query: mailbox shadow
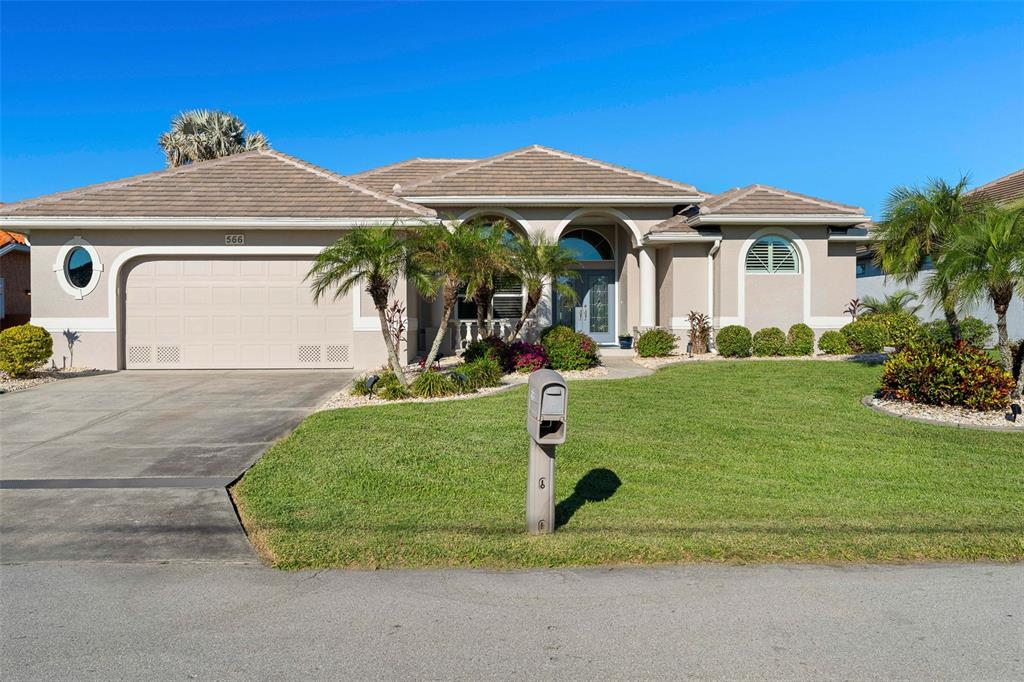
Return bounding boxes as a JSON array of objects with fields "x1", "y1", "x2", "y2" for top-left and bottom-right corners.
[{"x1": 555, "y1": 468, "x2": 622, "y2": 529}]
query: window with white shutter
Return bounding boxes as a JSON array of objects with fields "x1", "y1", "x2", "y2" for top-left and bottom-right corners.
[{"x1": 745, "y1": 236, "x2": 799, "y2": 274}]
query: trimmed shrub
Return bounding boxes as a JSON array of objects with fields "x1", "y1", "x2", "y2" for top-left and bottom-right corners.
[
  {"x1": 635, "y1": 328, "x2": 677, "y2": 358},
  {"x1": 542, "y1": 326, "x2": 600, "y2": 371},
  {"x1": 715, "y1": 325, "x2": 752, "y2": 358},
  {"x1": 375, "y1": 371, "x2": 411, "y2": 401},
  {"x1": 752, "y1": 327, "x2": 787, "y2": 357},
  {"x1": 786, "y1": 323, "x2": 815, "y2": 356},
  {"x1": 0, "y1": 324, "x2": 53, "y2": 378},
  {"x1": 818, "y1": 330, "x2": 850, "y2": 355},
  {"x1": 509, "y1": 341, "x2": 548, "y2": 373},
  {"x1": 463, "y1": 336, "x2": 512, "y2": 372},
  {"x1": 411, "y1": 368, "x2": 459, "y2": 398},
  {"x1": 841, "y1": 320, "x2": 886, "y2": 354},
  {"x1": 921, "y1": 317, "x2": 995, "y2": 348},
  {"x1": 461, "y1": 357, "x2": 504, "y2": 390},
  {"x1": 861, "y1": 311, "x2": 922, "y2": 350},
  {"x1": 880, "y1": 340, "x2": 1015, "y2": 411}
]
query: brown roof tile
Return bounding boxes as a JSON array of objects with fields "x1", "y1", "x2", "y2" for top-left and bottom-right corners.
[
  {"x1": 0, "y1": 229, "x2": 28, "y2": 247},
  {"x1": 701, "y1": 184, "x2": 863, "y2": 216},
  {"x1": 399, "y1": 145, "x2": 700, "y2": 198},
  {"x1": 0, "y1": 150, "x2": 435, "y2": 219},
  {"x1": 967, "y1": 168, "x2": 1024, "y2": 204},
  {"x1": 349, "y1": 158, "x2": 477, "y2": 194}
]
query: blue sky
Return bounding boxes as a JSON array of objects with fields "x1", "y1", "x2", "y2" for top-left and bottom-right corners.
[{"x1": 2, "y1": 1, "x2": 1022, "y2": 217}]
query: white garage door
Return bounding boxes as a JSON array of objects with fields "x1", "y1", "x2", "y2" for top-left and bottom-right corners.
[{"x1": 124, "y1": 258, "x2": 354, "y2": 369}]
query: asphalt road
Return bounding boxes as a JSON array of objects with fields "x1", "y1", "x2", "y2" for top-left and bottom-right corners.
[{"x1": 2, "y1": 562, "x2": 1020, "y2": 680}]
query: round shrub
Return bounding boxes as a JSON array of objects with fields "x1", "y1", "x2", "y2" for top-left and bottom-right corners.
[
  {"x1": 542, "y1": 326, "x2": 600, "y2": 371},
  {"x1": 921, "y1": 317, "x2": 995, "y2": 348},
  {"x1": 818, "y1": 330, "x2": 850, "y2": 355},
  {"x1": 841, "y1": 320, "x2": 886, "y2": 354},
  {"x1": 861, "y1": 311, "x2": 922, "y2": 350},
  {"x1": 0, "y1": 324, "x2": 53, "y2": 378},
  {"x1": 463, "y1": 336, "x2": 512, "y2": 372},
  {"x1": 786, "y1": 323, "x2": 815, "y2": 356},
  {"x1": 509, "y1": 341, "x2": 548, "y2": 373},
  {"x1": 411, "y1": 368, "x2": 459, "y2": 398},
  {"x1": 880, "y1": 340, "x2": 1015, "y2": 411},
  {"x1": 715, "y1": 325, "x2": 752, "y2": 358},
  {"x1": 752, "y1": 327, "x2": 787, "y2": 357},
  {"x1": 461, "y1": 357, "x2": 504, "y2": 389},
  {"x1": 635, "y1": 328, "x2": 677, "y2": 358}
]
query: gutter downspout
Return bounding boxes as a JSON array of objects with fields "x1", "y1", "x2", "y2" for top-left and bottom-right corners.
[{"x1": 707, "y1": 239, "x2": 721, "y2": 333}]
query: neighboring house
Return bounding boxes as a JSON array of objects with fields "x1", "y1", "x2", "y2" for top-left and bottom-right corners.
[
  {"x1": 856, "y1": 168, "x2": 1024, "y2": 341},
  {"x1": 0, "y1": 228, "x2": 31, "y2": 329},
  {"x1": 0, "y1": 145, "x2": 869, "y2": 371}
]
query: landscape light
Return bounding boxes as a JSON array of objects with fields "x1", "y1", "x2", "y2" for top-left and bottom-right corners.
[
  {"x1": 365, "y1": 375, "x2": 380, "y2": 395},
  {"x1": 1008, "y1": 404, "x2": 1021, "y2": 423}
]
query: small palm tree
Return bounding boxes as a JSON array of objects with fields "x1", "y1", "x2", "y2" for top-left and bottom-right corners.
[
  {"x1": 872, "y1": 176, "x2": 978, "y2": 341},
  {"x1": 934, "y1": 204, "x2": 1024, "y2": 395},
  {"x1": 307, "y1": 227, "x2": 424, "y2": 387},
  {"x1": 860, "y1": 290, "x2": 923, "y2": 316},
  {"x1": 506, "y1": 232, "x2": 579, "y2": 341},
  {"x1": 413, "y1": 218, "x2": 498, "y2": 369},
  {"x1": 465, "y1": 220, "x2": 514, "y2": 339},
  {"x1": 158, "y1": 110, "x2": 269, "y2": 167}
]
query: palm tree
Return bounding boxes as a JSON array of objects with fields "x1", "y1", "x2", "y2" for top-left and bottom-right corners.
[
  {"x1": 413, "y1": 218, "x2": 499, "y2": 369},
  {"x1": 306, "y1": 227, "x2": 424, "y2": 387},
  {"x1": 860, "y1": 290, "x2": 923, "y2": 316},
  {"x1": 158, "y1": 110, "x2": 269, "y2": 167},
  {"x1": 872, "y1": 176, "x2": 978, "y2": 341},
  {"x1": 934, "y1": 204, "x2": 1024, "y2": 395},
  {"x1": 465, "y1": 219, "x2": 514, "y2": 339},
  {"x1": 505, "y1": 232, "x2": 579, "y2": 341}
]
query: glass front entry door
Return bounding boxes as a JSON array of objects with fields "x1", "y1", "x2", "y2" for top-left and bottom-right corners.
[{"x1": 555, "y1": 270, "x2": 615, "y2": 344}]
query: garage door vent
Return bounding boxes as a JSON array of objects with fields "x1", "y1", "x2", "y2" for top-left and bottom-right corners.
[
  {"x1": 325, "y1": 345, "x2": 350, "y2": 364},
  {"x1": 128, "y1": 345, "x2": 152, "y2": 365},
  {"x1": 156, "y1": 345, "x2": 181, "y2": 364},
  {"x1": 298, "y1": 345, "x2": 322, "y2": 363}
]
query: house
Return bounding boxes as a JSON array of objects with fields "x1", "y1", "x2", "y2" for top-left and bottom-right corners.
[
  {"x1": 0, "y1": 228, "x2": 31, "y2": 329},
  {"x1": 0, "y1": 145, "x2": 870, "y2": 370},
  {"x1": 856, "y1": 168, "x2": 1024, "y2": 340}
]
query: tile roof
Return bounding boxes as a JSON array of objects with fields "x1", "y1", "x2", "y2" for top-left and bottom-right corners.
[
  {"x1": 0, "y1": 229, "x2": 29, "y2": 247},
  {"x1": 398, "y1": 145, "x2": 701, "y2": 198},
  {"x1": 966, "y1": 168, "x2": 1024, "y2": 204},
  {"x1": 700, "y1": 184, "x2": 863, "y2": 216},
  {"x1": 0, "y1": 150, "x2": 435, "y2": 219},
  {"x1": 349, "y1": 158, "x2": 477, "y2": 194}
]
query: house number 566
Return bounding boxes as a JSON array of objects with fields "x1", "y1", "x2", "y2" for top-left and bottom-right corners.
[{"x1": 225, "y1": 234, "x2": 245, "y2": 246}]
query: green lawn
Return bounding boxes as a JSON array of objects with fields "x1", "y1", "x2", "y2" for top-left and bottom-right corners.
[{"x1": 233, "y1": 361, "x2": 1023, "y2": 569}]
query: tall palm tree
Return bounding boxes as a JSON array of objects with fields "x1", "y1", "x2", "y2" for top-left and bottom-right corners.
[
  {"x1": 158, "y1": 110, "x2": 269, "y2": 167},
  {"x1": 306, "y1": 227, "x2": 425, "y2": 387},
  {"x1": 872, "y1": 176, "x2": 977, "y2": 341},
  {"x1": 860, "y1": 290, "x2": 923, "y2": 316},
  {"x1": 413, "y1": 218, "x2": 498, "y2": 369},
  {"x1": 505, "y1": 232, "x2": 579, "y2": 341},
  {"x1": 934, "y1": 204, "x2": 1024, "y2": 395}
]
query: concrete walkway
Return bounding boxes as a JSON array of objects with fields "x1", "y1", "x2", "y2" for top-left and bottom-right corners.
[
  {"x1": 0, "y1": 370, "x2": 351, "y2": 563},
  {"x1": 2, "y1": 561, "x2": 1020, "y2": 680}
]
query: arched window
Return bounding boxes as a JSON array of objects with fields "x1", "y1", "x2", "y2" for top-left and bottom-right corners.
[
  {"x1": 745, "y1": 235, "x2": 799, "y2": 274},
  {"x1": 559, "y1": 229, "x2": 613, "y2": 261}
]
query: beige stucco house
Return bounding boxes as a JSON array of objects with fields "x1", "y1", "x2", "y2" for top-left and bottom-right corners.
[{"x1": 0, "y1": 145, "x2": 870, "y2": 370}]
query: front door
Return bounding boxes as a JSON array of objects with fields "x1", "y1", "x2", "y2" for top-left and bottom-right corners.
[{"x1": 556, "y1": 270, "x2": 615, "y2": 344}]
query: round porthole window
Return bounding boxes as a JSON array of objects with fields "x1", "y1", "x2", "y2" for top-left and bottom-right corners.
[{"x1": 65, "y1": 247, "x2": 94, "y2": 288}]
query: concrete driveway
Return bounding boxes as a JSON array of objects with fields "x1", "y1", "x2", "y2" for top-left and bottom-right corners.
[{"x1": 0, "y1": 370, "x2": 351, "y2": 563}]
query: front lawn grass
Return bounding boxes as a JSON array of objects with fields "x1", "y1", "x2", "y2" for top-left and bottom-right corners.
[{"x1": 234, "y1": 361, "x2": 1023, "y2": 569}]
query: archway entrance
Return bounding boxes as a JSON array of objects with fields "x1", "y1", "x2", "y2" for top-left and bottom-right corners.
[{"x1": 555, "y1": 228, "x2": 616, "y2": 345}]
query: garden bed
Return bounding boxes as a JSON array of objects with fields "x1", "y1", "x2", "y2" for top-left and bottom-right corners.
[
  {"x1": 0, "y1": 367, "x2": 104, "y2": 394},
  {"x1": 865, "y1": 395, "x2": 1023, "y2": 431}
]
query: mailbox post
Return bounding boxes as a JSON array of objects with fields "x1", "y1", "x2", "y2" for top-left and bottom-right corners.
[{"x1": 526, "y1": 370, "x2": 567, "y2": 534}]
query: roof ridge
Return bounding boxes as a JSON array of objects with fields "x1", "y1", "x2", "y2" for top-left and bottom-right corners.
[
  {"x1": 968, "y1": 167, "x2": 1024, "y2": 195},
  {"x1": 264, "y1": 150, "x2": 436, "y2": 218},
  {"x1": 0, "y1": 151, "x2": 264, "y2": 214},
  {"x1": 528, "y1": 145, "x2": 700, "y2": 193},
  {"x1": 749, "y1": 184, "x2": 863, "y2": 213},
  {"x1": 397, "y1": 145, "x2": 540, "y2": 193},
  {"x1": 349, "y1": 157, "x2": 478, "y2": 179},
  {"x1": 704, "y1": 183, "x2": 862, "y2": 214},
  {"x1": 701, "y1": 185, "x2": 755, "y2": 212}
]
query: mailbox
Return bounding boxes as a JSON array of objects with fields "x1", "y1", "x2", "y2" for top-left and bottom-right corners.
[{"x1": 527, "y1": 369, "x2": 568, "y2": 445}]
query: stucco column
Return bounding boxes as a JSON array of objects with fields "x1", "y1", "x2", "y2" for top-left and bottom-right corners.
[{"x1": 639, "y1": 246, "x2": 656, "y2": 328}]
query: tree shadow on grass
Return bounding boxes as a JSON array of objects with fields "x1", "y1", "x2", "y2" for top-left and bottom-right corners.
[{"x1": 555, "y1": 467, "x2": 622, "y2": 529}]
